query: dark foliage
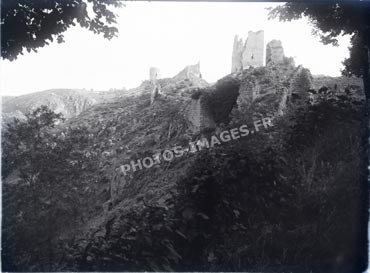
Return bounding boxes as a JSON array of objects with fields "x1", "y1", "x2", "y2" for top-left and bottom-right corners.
[
  {"x1": 170, "y1": 93, "x2": 365, "y2": 272},
  {"x1": 1, "y1": 0, "x2": 122, "y2": 60},
  {"x1": 268, "y1": 2, "x2": 370, "y2": 99},
  {"x1": 57, "y1": 93, "x2": 366, "y2": 272},
  {"x1": 342, "y1": 33, "x2": 369, "y2": 78},
  {"x1": 2, "y1": 106, "x2": 101, "y2": 271}
]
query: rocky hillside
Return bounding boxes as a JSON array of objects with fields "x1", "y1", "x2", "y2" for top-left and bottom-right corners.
[
  {"x1": 2, "y1": 62, "x2": 366, "y2": 272},
  {"x1": 69, "y1": 63, "x2": 361, "y2": 270},
  {"x1": 61, "y1": 61, "x2": 315, "y2": 205}
]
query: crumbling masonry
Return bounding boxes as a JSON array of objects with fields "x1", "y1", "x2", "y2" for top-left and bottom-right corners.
[
  {"x1": 231, "y1": 30, "x2": 264, "y2": 72},
  {"x1": 232, "y1": 31, "x2": 295, "y2": 72}
]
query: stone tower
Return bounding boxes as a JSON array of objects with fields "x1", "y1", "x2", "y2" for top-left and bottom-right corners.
[
  {"x1": 242, "y1": 30, "x2": 264, "y2": 68},
  {"x1": 266, "y1": 40, "x2": 285, "y2": 65},
  {"x1": 231, "y1": 30, "x2": 264, "y2": 73},
  {"x1": 150, "y1": 67, "x2": 160, "y2": 81},
  {"x1": 231, "y1": 35, "x2": 244, "y2": 73}
]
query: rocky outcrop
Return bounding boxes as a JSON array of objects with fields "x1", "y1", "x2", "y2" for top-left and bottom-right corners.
[
  {"x1": 232, "y1": 62, "x2": 313, "y2": 121},
  {"x1": 231, "y1": 30, "x2": 264, "y2": 73}
]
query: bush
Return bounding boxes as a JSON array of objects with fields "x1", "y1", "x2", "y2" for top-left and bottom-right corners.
[{"x1": 2, "y1": 106, "x2": 101, "y2": 271}]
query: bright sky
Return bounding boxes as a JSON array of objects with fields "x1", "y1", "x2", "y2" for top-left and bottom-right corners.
[{"x1": 1, "y1": 1, "x2": 351, "y2": 96}]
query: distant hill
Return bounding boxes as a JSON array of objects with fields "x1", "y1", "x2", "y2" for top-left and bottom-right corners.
[{"x1": 1, "y1": 88, "x2": 127, "y2": 123}]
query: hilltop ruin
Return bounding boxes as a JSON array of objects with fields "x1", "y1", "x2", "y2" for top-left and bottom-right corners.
[
  {"x1": 232, "y1": 30, "x2": 264, "y2": 72},
  {"x1": 265, "y1": 40, "x2": 285, "y2": 65},
  {"x1": 231, "y1": 31, "x2": 295, "y2": 72}
]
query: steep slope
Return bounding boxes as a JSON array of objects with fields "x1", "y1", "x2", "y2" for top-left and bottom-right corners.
[
  {"x1": 62, "y1": 63, "x2": 364, "y2": 272},
  {"x1": 2, "y1": 63, "x2": 365, "y2": 272},
  {"x1": 57, "y1": 64, "x2": 309, "y2": 266},
  {"x1": 55, "y1": 74, "x2": 209, "y2": 237}
]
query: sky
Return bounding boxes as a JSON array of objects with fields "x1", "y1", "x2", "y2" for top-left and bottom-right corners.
[{"x1": 1, "y1": 1, "x2": 351, "y2": 96}]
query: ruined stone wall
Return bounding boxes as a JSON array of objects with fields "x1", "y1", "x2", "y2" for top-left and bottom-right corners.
[
  {"x1": 231, "y1": 30, "x2": 264, "y2": 73},
  {"x1": 231, "y1": 35, "x2": 244, "y2": 73},
  {"x1": 187, "y1": 97, "x2": 202, "y2": 131},
  {"x1": 236, "y1": 79, "x2": 257, "y2": 107},
  {"x1": 150, "y1": 67, "x2": 160, "y2": 81},
  {"x1": 242, "y1": 30, "x2": 264, "y2": 69},
  {"x1": 187, "y1": 93, "x2": 215, "y2": 133},
  {"x1": 175, "y1": 62, "x2": 201, "y2": 79},
  {"x1": 266, "y1": 40, "x2": 285, "y2": 65}
]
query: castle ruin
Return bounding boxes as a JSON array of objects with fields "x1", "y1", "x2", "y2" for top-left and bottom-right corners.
[
  {"x1": 266, "y1": 40, "x2": 285, "y2": 65},
  {"x1": 231, "y1": 30, "x2": 264, "y2": 73},
  {"x1": 231, "y1": 35, "x2": 244, "y2": 72},
  {"x1": 150, "y1": 67, "x2": 160, "y2": 82},
  {"x1": 242, "y1": 30, "x2": 264, "y2": 68},
  {"x1": 232, "y1": 31, "x2": 296, "y2": 72}
]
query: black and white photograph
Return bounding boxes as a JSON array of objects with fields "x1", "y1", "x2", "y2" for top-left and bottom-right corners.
[{"x1": 1, "y1": 1, "x2": 369, "y2": 272}]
